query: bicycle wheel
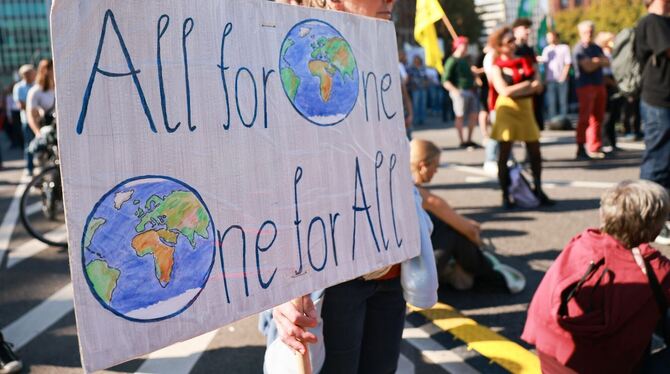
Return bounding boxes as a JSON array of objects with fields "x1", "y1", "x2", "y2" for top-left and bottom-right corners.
[{"x1": 20, "y1": 165, "x2": 68, "y2": 248}]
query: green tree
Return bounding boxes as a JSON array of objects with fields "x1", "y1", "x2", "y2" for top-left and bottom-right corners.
[
  {"x1": 553, "y1": 0, "x2": 646, "y2": 47},
  {"x1": 438, "y1": 0, "x2": 482, "y2": 43},
  {"x1": 393, "y1": 0, "x2": 482, "y2": 48}
]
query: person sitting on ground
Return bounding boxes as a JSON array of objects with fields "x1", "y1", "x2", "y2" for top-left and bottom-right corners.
[
  {"x1": 410, "y1": 138, "x2": 525, "y2": 293},
  {"x1": 522, "y1": 180, "x2": 670, "y2": 373}
]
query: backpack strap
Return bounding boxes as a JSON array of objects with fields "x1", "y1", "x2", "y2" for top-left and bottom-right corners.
[
  {"x1": 642, "y1": 256, "x2": 669, "y2": 345},
  {"x1": 635, "y1": 248, "x2": 670, "y2": 345},
  {"x1": 559, "y1": 258, "x2": 605, "y2": 317}
]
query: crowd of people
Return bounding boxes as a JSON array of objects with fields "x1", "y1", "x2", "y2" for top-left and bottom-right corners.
[
  {"x1": 0, "y1": 59, "x2": 55, "y2": 175},
  {"x1": 401, "y1": 15, "x2": 650, "y2": 159}
]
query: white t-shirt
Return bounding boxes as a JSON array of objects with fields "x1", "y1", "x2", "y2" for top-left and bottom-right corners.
[
  {"x1": 398, "y1": 63, "x2": 408, "y2": 84},
  {"x1": 26, "y1": 86, "x2": 55, "y2": 118},
  {"x1": 483, "y1": 51, "x2": 495, "y2": 78}
]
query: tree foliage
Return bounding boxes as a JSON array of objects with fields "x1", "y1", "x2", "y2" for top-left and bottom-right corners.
[
  {"x1": 553, "y1": 0, "x2": 646, "y2": 46},
  {"x1": 438, "y1": 0, "x2": 482, "y2": 43}
]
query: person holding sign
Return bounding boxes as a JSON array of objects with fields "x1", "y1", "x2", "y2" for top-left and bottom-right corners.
[{"x1": 270, "y1": 0, "x2": 436, "y2": 373}]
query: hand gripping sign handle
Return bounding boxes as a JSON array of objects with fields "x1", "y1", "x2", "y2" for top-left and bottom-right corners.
[{"x1": 292, "y1": 297, "x2": 312, "y2": 374}]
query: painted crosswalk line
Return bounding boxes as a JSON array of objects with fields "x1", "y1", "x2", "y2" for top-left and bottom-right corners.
[
  {"x1": 452, "y1": 164, "x2": 616, "y2": 190},
  {"x1": 134, "y1": 329, "x2": 220, "y2": 374},
  {"x1": 0, "y1": 177, "x2": 29, "y2": 264},
  {"x1": 410, "y1": 303, "x2": 541, "y2": 374},
  {"x1": 6, "y1": 225, "x2": 67, "y2": 269},
  {"x1": 403, "y1": 322, "x2": 479, "y2": 374},
  {"x1": 397, "y1": 352, "x2": 415, "y2": 374},
  {"x1": 1, "y1": 283, "x2": 74, "y2": 350}
]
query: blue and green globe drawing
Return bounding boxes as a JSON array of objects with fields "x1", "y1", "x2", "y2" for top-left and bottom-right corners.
[
  {"x1": 279, "y1": 19, "x2": 359, "y2": 126},
  {"x1": 81, "y1": 176, "x2": 216, "y2": 322}
]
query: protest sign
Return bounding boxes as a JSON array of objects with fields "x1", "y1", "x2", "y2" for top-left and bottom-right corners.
[{"x1": 51, "y1": 0, "x2": 421, "y2": 371}]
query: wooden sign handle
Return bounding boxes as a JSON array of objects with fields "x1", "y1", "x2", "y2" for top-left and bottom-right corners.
[{"x1": 292, "y1": 297, "x2": 312, "y2": 374}]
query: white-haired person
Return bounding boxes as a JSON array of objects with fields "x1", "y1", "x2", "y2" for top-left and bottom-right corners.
[
  {"x1": 572, "y1": 20, "x2": 608, "y2": 159},
  {"x1": 523, "y1": 180, "x2": 670, "y2": 373}
]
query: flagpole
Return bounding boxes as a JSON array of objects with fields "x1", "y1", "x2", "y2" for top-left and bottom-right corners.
[{"x1": 440, "y1": 14, "x2": 458, "y2": 40}]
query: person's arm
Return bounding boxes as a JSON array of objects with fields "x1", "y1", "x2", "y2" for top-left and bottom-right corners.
[
  {"x1": 532, "y1": 70, "x2": 544, "y2": 94},
  {"x1": 402, "y1": 82, "x2": 413, "y2": 129},
  {"x1": 578, "y1": 56, "x2": 609, "y2": 73},
  {"x1": 418, "y1": 187, "x2": 481, "y2": 245},
  {"x1": 272, "y1": 295, "x2": 318, "y2": 354},
  {"x1": 489, "y1": 66, "x2": 535, "y2": 98},
  {"x1": 471, "y1": 66, "x2": 485, "y2": 87},
  {"x1": 471, "y1": 66, "x2": 485, "y2": 75},
  {"x1": 26, "y1": 90, "x2": 41, "y2": 136},
  {"x1": 442, "y1": 80, "x2": 459, "y2": 93},
  {"x1": 12, "y1": 85, "x2": 26, "y2": 111},
  {"x1": 441, "y1": 59, "x2": 459, "y2": 93},
  {"x1": 559, "y1": 62, "x2": 571, "y2": 83}
]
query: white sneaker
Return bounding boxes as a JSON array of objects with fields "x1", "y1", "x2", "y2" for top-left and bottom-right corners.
[
  {"x1": 655, "y1": 222, "x2": 670, "y2": 245},
  {"x1": 481, "y1": 251, "x2": 526, "y2": 294},
  {"x1": 482, "y1": 161, "x2": 498, "y2": 176}
]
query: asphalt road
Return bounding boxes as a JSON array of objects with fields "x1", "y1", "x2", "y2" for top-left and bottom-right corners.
[{"x1": 1, "y1": 116, "x2": 664, "y2": 373}]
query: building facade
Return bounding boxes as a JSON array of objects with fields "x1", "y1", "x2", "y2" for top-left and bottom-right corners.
[
  {"x1": 0, "y1": 0, "x2": 52, "y2": 87},
  {"x1": 474, "y1": 0, "x2": 507, "y2": 43}
]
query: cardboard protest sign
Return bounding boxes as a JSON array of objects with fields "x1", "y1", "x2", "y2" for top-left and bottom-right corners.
[{"x1": 51, "y1": 0, "x2": 420, "y2": 371}]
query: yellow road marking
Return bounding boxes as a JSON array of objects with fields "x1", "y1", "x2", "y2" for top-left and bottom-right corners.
[{"x1": 409, "y1": 302, "x2": 541, "y2": 374}]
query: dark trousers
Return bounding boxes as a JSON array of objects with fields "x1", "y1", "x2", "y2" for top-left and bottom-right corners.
[
  {"x1": 22, "y1": 122, "x2": 35, "y2": 173},
  {"x1": 428, "y1": 213, "x2": 495, "y2": 281},
  {"x1": 6, "y1": 110, "x2": 24, "y2": 148},
  {"x1": 640, "y1": 100, "x2": 670, "y2": 190},
  {"x1": 604, "y1": 93, "x2": 622, "y2": 148},
  {"x1": 442, "y1": 87, "x2": 454, "y2": 123},
  {"x1": 622, "y1": 95, "x2": 642, "y2": 136},
  {"x1": 321, "y1": 277, "x2": 406, "y2": 374},
  {"x1": 534, "y1": 93, "x2": 545, "y2": 131}
]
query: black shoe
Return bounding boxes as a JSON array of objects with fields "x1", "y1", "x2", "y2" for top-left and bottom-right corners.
[
  {"x1": 0, "y1": 339, "x2": 22, "y2": 374},
  {"x1": 535, "y1": 189, "x2": 555, "y2": 206},
  {"x1": 502, "y1": 196, "x2": 516, "y2": 210},
  {"x1": 575, "y1": 145, "x2": 589, "y2": 160},
  {"x1": 459, "y1": 142, "x2": 468, "y2": 149}
]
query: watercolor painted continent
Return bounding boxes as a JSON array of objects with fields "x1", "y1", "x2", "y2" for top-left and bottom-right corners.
[
  {"x1": 279, "y1": 20, "x2": 359, "y2": 126},
  {"x1": 82, "y1": 177, "x2": 215, "y2": 321}
]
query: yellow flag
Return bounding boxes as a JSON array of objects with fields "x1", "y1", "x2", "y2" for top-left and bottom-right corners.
[{"x1": 414, "y1": 0, "x2": 445, "y2": 75}]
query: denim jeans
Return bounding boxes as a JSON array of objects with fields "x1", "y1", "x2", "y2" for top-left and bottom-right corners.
[
  {"x1": 429, "y1": 85, "x2": 443, "y2": 112},
  {"x1": 22, "y1": 122, "x2": 35, "y2": 174},
  {"x1": 321, "y1": 277, "x2": 406, "y2": 374},
  {"x1": 485, "y1": 138, "x2": 499, "y2": 163},
  {"x1": 412, "y1": 89, "x2": 427, "y2": 126},
  {"x1": 545, "y1": 80, "x2": 569, "y2": 120},
  {"x1": 640, "y1": 100, "x2": 670, "y2": 190}
]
